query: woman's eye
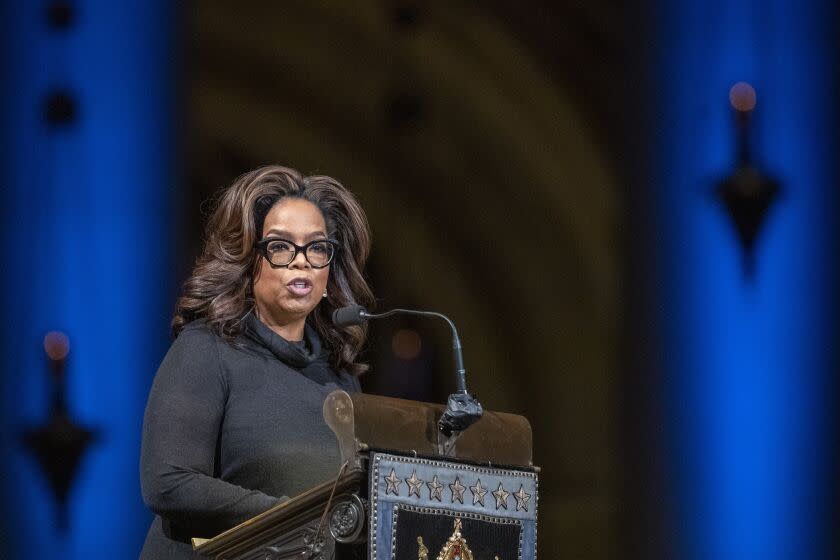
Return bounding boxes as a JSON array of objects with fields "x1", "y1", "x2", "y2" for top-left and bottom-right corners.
[
  {"x1": 309, "y1": 242, "x2": 328, "y2": 255},
  {"x1": 267, "y1": 241, "x2": 293, "y2": 253}
]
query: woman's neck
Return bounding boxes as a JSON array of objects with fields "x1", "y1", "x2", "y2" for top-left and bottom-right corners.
[{"x1": 254, "y1": 307, "x2": 306, "y2": 341}]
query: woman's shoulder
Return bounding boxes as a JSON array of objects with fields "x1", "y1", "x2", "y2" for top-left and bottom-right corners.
[
  {"x1": 173, "y1": 319, "x2": 261, "y2": 364},
  {"x1": 166, "y1": 319, "x2": 227, "y2": 360},
  {"x1": 178, "y1": 318, "x2": 215, "y2": 336}
]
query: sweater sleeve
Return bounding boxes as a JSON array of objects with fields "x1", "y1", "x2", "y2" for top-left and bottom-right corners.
[{"x1": 140, "y1": 327, "x2": 284, "y2": 537}]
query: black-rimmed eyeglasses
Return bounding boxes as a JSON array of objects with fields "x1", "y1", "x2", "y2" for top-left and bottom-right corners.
[{"x1": 254, "y1": 238, "x2": 338, "y2": 268}]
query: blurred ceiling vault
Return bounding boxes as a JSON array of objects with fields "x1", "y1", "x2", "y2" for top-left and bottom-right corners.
[{"x1": 185, "y1": 2, "x2": 629, "y2": 557}]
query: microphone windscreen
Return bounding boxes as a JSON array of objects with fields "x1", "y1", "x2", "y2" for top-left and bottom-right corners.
[{"x1": 332, "y1": 304, "x2": 368, "y2": 327}]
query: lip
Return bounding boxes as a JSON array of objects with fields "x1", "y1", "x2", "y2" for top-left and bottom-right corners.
[{"x1": 286, "y1": 277, "x2": 314, "y2": 297}]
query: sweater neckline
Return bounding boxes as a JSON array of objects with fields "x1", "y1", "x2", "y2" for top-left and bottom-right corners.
[{"x1": 243, "y1": 312, "x2": 323, "y2": 368}]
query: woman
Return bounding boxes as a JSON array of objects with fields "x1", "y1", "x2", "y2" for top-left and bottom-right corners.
[{"x1": 139, "y1": 165, "x2": 374, "y2": 558}]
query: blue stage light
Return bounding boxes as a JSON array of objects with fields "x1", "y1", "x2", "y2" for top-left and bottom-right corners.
[
  {"x1": 653, "y1": 2, "x2": 837, "y2": 559},
  {"x1": 0, "y1": 2, "x2": 176, "y2": 557}
]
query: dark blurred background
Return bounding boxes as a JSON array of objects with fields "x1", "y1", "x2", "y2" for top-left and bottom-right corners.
[{"x1": 1, "y1": 1, "x2": 838, "y2": 559}]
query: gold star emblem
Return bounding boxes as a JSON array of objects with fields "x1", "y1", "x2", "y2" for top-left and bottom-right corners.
[
  {"x1": 449, "y1": 476, "x2": 466, "y2": 504},
  {"x1": 469, "y1": 478, "x2": 487, "y2": 506},
  {"x1": 405, "y1": 470, "x2": 424, "y2": 498},
  {"x1": 513, "y1": 484, "x2": 531, "y2": 511},
  {"x1": 492, "y1": 482, "x2": 509, "y2": 510},
  {"x1": 427, "y1": 475, "x2": 444, "y2": 501},
  {"x1": 384, "y1": 468, "x2": 401, "y2": 495}
]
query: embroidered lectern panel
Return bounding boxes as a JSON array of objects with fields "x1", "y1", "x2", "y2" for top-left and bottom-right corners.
[{"x1": 369, "y1": 452, "x2": 538, "y2": 560}]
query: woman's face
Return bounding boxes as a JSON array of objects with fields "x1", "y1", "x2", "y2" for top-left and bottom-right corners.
[{"x1": 252, "y1": 197, "x2": 331, "y2": 339}]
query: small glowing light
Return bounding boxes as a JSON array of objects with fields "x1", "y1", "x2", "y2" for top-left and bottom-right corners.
[
  {"x1": 43, "y1": 331, "x2": 70, "y2": 361},
  {"x1": 391, "y1": 329, "x2": 422, "y2": 361},
  {"x1": 729, "y1": 81, "x2": 756, "y2": 112}
]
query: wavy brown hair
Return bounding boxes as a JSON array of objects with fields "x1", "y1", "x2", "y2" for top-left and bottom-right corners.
[{"x1": 173, "y1": 165, "x2": 375, "y2": 375}]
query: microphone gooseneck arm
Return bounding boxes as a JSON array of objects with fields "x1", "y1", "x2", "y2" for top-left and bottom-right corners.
[
  {"x1": 362, "y1": 309, "x2": 467, "y2": 394},
  {"x1": 333, "y1": 304, "x2": 483, "y2": 437}
]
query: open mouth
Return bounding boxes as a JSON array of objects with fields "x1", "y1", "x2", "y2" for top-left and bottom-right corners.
[{"x1": 286, "y1": 277, "x2": 313, "y2": 297}]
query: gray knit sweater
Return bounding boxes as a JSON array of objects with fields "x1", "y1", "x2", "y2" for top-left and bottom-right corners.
[{"x1": 139, "y1": 314, "x2": 359, "y2": 559}]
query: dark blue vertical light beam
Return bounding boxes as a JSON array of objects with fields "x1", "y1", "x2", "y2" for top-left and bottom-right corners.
[
  {"x1": 653, "y1": 2, "x2": 837, "y2": 559},
  {"x1": 0, "y1": 1, "x2": 175, "y2": 557}
]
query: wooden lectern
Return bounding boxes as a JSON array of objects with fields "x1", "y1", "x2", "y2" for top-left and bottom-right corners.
[{"x1": 192, "y1": 391, "x2": 538, "y2": 560}]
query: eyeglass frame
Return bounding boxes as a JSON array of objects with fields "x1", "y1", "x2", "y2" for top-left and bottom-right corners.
[{"x1": 253, "y1": 237, "x2": 339, "y2": 269}]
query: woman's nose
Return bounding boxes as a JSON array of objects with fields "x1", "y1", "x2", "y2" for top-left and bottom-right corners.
[{"x1": 288, "y1": 249, "x2": 310, "y2": 268}]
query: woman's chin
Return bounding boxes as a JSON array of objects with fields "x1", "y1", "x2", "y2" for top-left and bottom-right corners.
[{"x1": 273, "y1": 298, "x2": 319, "y2": 320}]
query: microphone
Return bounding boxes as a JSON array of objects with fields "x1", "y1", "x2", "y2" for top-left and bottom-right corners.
[
  {"x1": 333, "y1": 304, "x2": 483, "y2": 436},
  {"x1": 332, "y1": 304, "x2": 370, "y2": 328}
]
